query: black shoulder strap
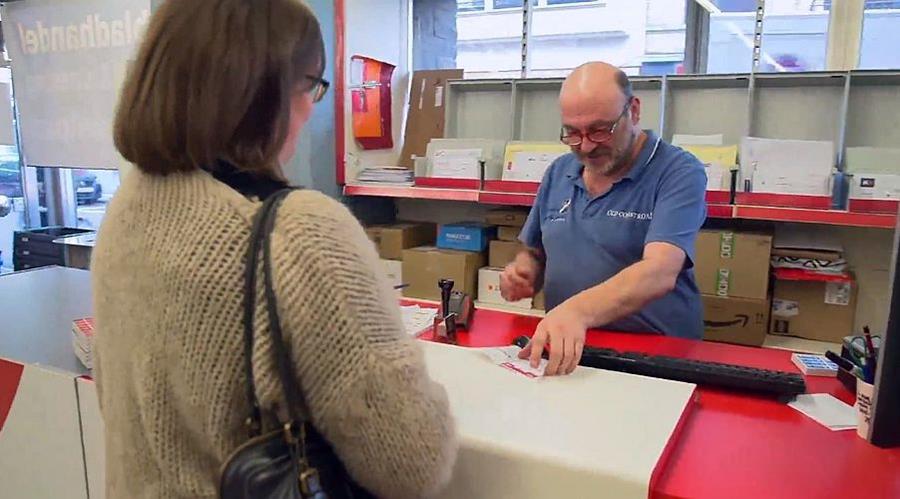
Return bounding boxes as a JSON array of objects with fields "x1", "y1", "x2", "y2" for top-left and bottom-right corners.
[{"x1": 242, "y1": 188, "x2": 308, "y2": 433}]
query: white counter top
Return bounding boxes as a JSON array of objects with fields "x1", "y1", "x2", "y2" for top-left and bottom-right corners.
[{"x1": 0, "y1": 267, "x2": 91, "y2": 376}]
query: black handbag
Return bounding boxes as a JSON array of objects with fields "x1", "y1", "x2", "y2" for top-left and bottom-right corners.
[{"x1": 219, "y1": 189, "x2": 373, "y2": 499}]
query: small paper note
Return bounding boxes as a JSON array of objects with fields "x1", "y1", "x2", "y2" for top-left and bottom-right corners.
[
  {"x1": 788, "y1": 393, "x2": 857, "y2": 431},
  {"x1": 480, "y1": 346, "x2": 547, "y2": 378}
]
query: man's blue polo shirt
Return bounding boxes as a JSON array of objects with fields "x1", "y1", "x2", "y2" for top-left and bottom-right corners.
[{"x1": 519, "y1": 131, "x2": 707, "y2": 339}]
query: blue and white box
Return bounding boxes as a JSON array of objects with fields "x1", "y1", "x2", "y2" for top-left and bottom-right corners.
[{"x1": 437, "y1": 222, "x2": 497, "y2": 252}]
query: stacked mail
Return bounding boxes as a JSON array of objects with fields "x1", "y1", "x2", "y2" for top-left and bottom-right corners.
[{"x1": 72, "y1": 317, "x2": 95, "y2": 370}]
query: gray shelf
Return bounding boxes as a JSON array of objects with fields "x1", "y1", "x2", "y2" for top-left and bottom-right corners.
[
  {"x1": 665, "y1": 74, "x2": 750, "y2": 145},
  {"x1": 439, "y1": 70, "x2": 900, "y2": 172}
]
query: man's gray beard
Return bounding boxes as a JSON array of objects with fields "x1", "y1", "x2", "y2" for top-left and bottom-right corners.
[{"x1": 588, "y1": 132, "x2": 637, "y2": 177}]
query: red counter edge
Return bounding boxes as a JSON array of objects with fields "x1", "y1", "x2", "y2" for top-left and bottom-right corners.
[
  {"x1": 0, "y1": 358, "x2": 25, "y2": 432},
  {"x1": 647, "y1": 390, "x2": 700, "y2": 499}
]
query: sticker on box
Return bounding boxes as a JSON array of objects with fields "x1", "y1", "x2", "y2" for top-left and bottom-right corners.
[
  {"x1": 772, "y1": 299, "x2": 799, "y2": 318},
  {"x1": 719, "y1": 232, "x2": 734, "y2": 259},
  {"x1": 715, "y1": 268, "x2": 731, "y2": 297},
  {"x1": 825, "y1": 282, "x2": 851, "y2": 306}
]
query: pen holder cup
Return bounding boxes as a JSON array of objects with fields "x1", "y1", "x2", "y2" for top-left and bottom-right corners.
[
  {"x1": 837, "y1": 365, "x2": 858, "y2": 395},
  {"x1": 855, "y1": 378, "x2": 875, "y2": 441}
]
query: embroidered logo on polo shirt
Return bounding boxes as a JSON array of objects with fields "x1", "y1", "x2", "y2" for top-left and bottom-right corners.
[{"x1": 606, "y1": 210, "x2": 653, "y2": 221}]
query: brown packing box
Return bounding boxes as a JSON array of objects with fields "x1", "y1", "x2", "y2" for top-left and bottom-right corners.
[
  {"x1": 533, "y1": 290, "x2": 546, "y2": 311},
  {"x1": 695, "y1": 230, "x2": 772, "y2": 300},
  {"x1": 485, "y1": 209, "x2": 529, "y2": 227},
  {"x1": 489, "y1": 240, "x2": 524, "y2": 268},
  {"x1": 770, "y1": 276, "x2": 858, "y2": 344},
  {"x1": 401, "y1": 246, "x2": 486, "y2": 301},
  {"x1": 497, "y1": 225, "x2": 520, "y2": 242},
  {"x1": 399, "y1": 69, "x2": 464, "y2": 169},
  {"x1": 366, "y1": 222, "x2": 436, "y2": 260},
  {"x1": 702, "y1": 294, "x2": 770, "y2": 347}
]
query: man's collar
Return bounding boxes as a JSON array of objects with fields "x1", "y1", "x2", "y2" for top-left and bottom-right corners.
[
  {"x1": 624, "y1": 130, "x2": 659, "y2": 182},
  {"x1": 564, "y1": 129, "x2": 659, "y2": 187}
]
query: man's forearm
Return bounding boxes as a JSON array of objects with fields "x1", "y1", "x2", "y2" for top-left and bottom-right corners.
[{"x1": 563, "y1": 258, "x2": 677, "y2": 328}]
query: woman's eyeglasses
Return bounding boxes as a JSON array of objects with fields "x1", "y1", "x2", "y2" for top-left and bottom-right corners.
[
  {"x1": 305, "y1": 75, "x2": 330, "y2": 103},
  {"x1": 560, "y1": 98, "x2": 632, "y2": 146}
]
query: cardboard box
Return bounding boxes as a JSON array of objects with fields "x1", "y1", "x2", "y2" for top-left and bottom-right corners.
[
  {"x1": 702, "y1": 294, "x2": 769, "y2": 347},
  {"x1": 485, "y1": 209, "x2": 529, "y2": 227},
  {"x1": 498, "y1": 225, "x2": 521, "y2": 242},
  {"x1": 770, "y1": 277, "x2": 858, "y2": 344},
  {"x1": 399, "y1": 69, "x2": 464, "y2": 169},
  {"x1": 478, "y1": 267, "x2": 532, "y2": 310},
  {"x1": 366, "y1": 222, "x2": 436, "y2": 260},
  {"x1": 489, "y1": 240, "x2": 524, "y2": 268},
  {"x1": 533, "y1": 290, "x2": 546, "y2": 311},
  {"x1": 437, "y1": 222, "x2": 497, "y2": 252},
  {"x1": 401, "y1": 246, "x2": 486, "y2": 301},
  {"x1": 695, "y1": 230, "x2": 772, "y2": 300}
]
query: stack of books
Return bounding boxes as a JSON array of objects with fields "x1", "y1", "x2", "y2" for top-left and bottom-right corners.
[
  {"x1": 356, "y1": 167, "x2": 414, "y2": 185},
  {"x1": 72, "y1": 318, "x2": 95, "y2": 370}
]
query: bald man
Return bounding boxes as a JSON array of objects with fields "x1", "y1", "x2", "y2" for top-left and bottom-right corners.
[{"x1": 500, "y1": 62, "x2": 707, "y2": 375}]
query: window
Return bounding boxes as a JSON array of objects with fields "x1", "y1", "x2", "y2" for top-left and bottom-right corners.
[
  {"x1": 457, "y1": 1, "x2": 525, "y2": 78},
  {"x1": 414, "y1": 1, "x2": 688, "y2": 78},
  {"x1": 706, "y1": 0, "x2": 830, "y2": 73},
  {"x1": 0, "y1": 145, "x2": 23, "y2": 273},
  {"x1": 527, "y1": 0, "x2": 687, "y2": 77},
  {"x1": 27, "y1": 167, "x2": 120, "y2": 230},
  {"x1": 859, "y1": 0, "x2": 900, "y2": 69}
]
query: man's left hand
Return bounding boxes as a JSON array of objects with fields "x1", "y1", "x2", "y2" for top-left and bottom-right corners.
[{"x1": 518, "y1": 301, "x2": 588, "y2": 376}]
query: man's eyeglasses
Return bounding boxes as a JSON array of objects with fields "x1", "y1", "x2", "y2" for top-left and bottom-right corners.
[
  {"x1": 306, "y1": 75, "x2": 330, "y2": 103},
  {"x1": 560, "y1": 98, "x2": 632, "y2": 146}
]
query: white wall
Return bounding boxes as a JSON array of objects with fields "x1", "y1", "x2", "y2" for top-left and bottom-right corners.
[{"x1": 343, "y1": 0, "x2": 412, "y2": 182}]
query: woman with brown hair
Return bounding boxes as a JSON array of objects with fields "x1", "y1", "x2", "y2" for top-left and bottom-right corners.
[{"x1": 91, "y1": 1, "x2": 457, "y2": 498}]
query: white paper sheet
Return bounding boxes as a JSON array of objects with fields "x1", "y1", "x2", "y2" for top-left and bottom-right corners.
[
  {"x1": 431, "y1": 148, "x2": 482, "y2": 179},
  {"x1": 503, "y1": 151, "x2": 565, "y2": 182},
  {"x1": 400, "y1": 305, "x2": 437, "y2": 337},
  {"x1": 788, "y1": 393, "x2": 857, "y2": 431}
]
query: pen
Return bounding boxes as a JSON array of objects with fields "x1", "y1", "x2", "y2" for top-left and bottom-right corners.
[
  {"x1": 863, "y1": 326, "x2": 877, "y2": 360},
  {"x1": 393, "y1": 283, "x2": 410, "y2": 290}
]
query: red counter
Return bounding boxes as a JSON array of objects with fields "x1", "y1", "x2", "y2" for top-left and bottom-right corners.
[{"x1": 420, "y1": 307, "x2": 900, "y2": 499}]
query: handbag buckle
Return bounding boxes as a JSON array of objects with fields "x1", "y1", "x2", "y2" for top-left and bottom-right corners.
[{"x1": 299, "y1": 467, "x2": 323, "y2": 495}]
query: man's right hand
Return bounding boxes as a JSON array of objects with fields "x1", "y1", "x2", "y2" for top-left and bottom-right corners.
[{"x1": 500, "y1": 250, "x2": 541, "y2": 302}]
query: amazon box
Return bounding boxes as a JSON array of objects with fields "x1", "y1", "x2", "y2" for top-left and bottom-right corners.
[
  {"x1": 702, "y1": 294, "x2": 770, "y2": 347},
  {"x1": 489, "y1": 240, "x2": 525, "y2": 268},
  {"x1": 695, "y1": 230, "x2": 772, "y2": 300},
  {"x1": 770, "y1": 276, "x2": 858, "y2": 343},
  {"x1": 402, "y1": 246, "x2": 485, "y2": 301},
  {"x1": 366, "y1": 222, "x2": 436, "y2": 260}
]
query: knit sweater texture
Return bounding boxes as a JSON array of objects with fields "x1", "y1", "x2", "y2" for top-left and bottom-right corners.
[{"x1": 91, "y1": 169, "x2": 457, "y2": 498}]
